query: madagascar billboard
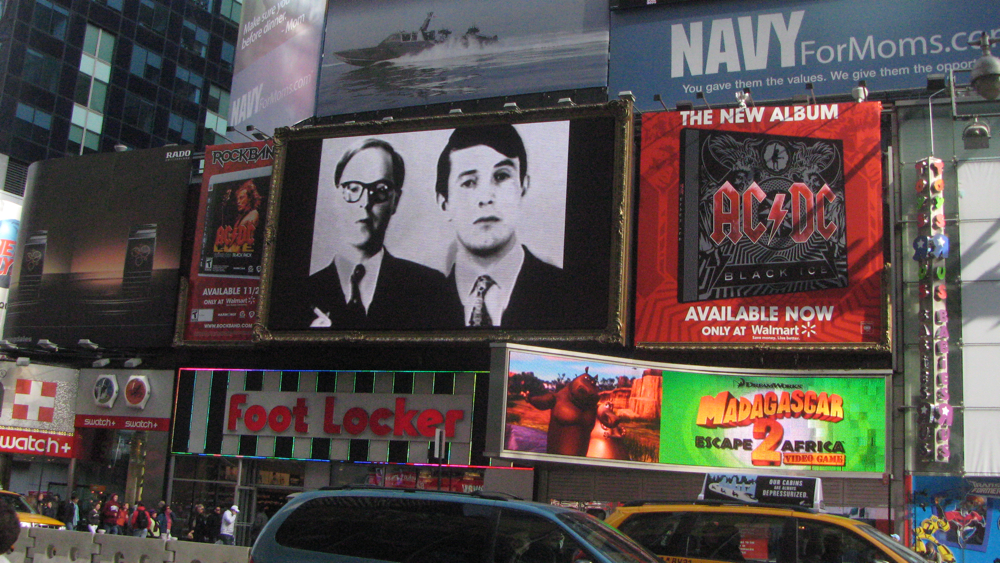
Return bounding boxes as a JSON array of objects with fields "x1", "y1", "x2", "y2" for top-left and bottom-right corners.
[
  {"x1": 489, "y1": 344, "x2": 887, "y2": 475},
  {"x1": 635, "y1": 101, "x2": 885, "y2": 348},
  {"x1": 661, "y1": 368, "x2": 886, "y2": 473}
]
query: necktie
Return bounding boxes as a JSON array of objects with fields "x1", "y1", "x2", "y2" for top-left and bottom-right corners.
[
  {"x1": 469, "y1": 275, "x2": 496, "y2": 327},
  {"x1": 347, "y1": 264, "x2": 366, "y2": 317}
]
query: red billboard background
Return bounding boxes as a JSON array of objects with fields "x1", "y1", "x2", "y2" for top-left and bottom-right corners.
[
  {"x1": 184, "y1": 141, "x2": 273, "y2": 341},
  {"x1": 635, "y1": 102, "x2": 884, "y2": 346}
]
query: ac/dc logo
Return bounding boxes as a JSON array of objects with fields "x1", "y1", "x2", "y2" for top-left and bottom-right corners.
[
  {"x1": 710, "y1": 181, "x2": 839, "y2": 246},
  {"x1": 678, "y1": 129, "x2": 848, "y2": 302}
]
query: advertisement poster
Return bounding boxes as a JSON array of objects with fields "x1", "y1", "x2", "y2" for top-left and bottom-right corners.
[
  {"x1": 701, "y1": 473, "x2": 821, "y2": 508},
  {"x1": 317, "y1": 0, "x2": 609, "y2": 117},
  {"x1": 185, "y1": 141, "x2": 273, "y2": 341},
  {"x1": 910, "y1": 476, "x2": 1000, "y2": 563},
  {"x1": 0, "y1": 192, "x2": 23, "y2": 336},
  {"x1": 661, "y1": 369, "x2": 885, "y2": 473},
  {"x1": 635, "y1": 102, "x2": 884, "y2": 347},
  {"x1": 229, "y1": 0, "x2": 325, "y2": 136},
  {"x1": 609, "y1": 0, "x2": 999, "y2": 110},
  {"x1": 503, "y1": 349, "x2": 662, "y2": 464},
  {"x1": 264, "y1": 102, "x2": 630, "y2": 342},
  {"x1": 493, "y1": 344, "x2": 886, "y2": 474},
  {"x1": 74, "y1": 369, "x2": 173, "y2": 432},
  {"x1": 0, "y1": 362, "x2": 79, "y2": 458},
  {"x1": 5, "y1": 147, "x2": 192, "y2": 349}
]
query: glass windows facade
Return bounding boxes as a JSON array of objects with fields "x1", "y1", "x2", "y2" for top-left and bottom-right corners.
[{"x1": 0, "y1": 0, "x2": 237, "y2": 162}]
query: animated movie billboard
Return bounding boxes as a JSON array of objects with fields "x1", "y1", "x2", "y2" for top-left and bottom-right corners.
[
  {"x1": 635, "y1": 101, "x2": 885, "y2": 348},
  {"x1": 5, "y1": 147, "x2": 192, "y2": 349},
  {"x1": 491, "y1": 344, "x2": 886, "y2": 474},
  {"x1": 910, "y1": 476, "x2": 1000, "y2": 563},
  {"x1": 185, "y1": 141, "x2": 273, "y2": 341}
]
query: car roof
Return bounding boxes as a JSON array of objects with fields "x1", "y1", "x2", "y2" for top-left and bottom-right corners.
[
  {"x1": 606, "y1": 501, "x2": 868, "y2": 528},
  {"x1": 282, "y1": 486, "x2": 579, "y2": 517}
]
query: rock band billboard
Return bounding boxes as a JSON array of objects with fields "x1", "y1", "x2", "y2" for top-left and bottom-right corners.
[
  {"x1": 185, "y1": 141, "x2": 273, "y2": 341},
  {"x1": 635, "y1": 101, "x2": 885, "y2": 348},
  {"x1": 488, "y1": 344, "x2": 887, "y2": 475}
]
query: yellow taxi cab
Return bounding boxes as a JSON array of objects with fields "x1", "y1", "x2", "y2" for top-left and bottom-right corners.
[
  {"x1": 606, "y1": 501, "x2": 924, "y2": 563},
  {"x1": 0, "y1": 490, "x2": 65, "y2": 529}
]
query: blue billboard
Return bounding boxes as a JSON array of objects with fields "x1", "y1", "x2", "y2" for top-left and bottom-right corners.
[{"x1": 610, "y1": 0, "x2": 1000, "y2": 110}]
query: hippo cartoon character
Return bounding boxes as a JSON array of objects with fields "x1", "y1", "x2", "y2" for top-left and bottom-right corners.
[{"x1": 523, "y1": 367, "x2": 621, "y2": 457}]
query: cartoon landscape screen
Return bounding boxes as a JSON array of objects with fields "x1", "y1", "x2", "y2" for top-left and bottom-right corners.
[
  {"x1": 500, "y1": 346, "x2": 886, "y2": 473},
  {"x1": 503, "y1": 350, "x2": 662, "y2": 463}
]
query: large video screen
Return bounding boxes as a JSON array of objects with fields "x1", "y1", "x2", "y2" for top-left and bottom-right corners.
[
  {"x1": 260, "y1": 102, "x2": 633, "y2": 343},
  {"x1": 489, "y1": 344, "x2": 887, "y2": 474}
]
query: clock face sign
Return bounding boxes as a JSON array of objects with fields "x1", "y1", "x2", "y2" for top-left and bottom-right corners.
[
  {"x1": 124, "y1": 375, "x2": 150, "y2": 410},
  {"x1": 94, "y1": 375, "x2": 118, "y2": 408}
]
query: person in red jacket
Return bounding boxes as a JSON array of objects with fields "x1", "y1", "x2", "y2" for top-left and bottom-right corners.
[
  {"x1": 100, "y1": 494, "x2": 122, "y2": 534},
  {"x1": 130, "y1": 502, "x2": 152, "y2": 538}
]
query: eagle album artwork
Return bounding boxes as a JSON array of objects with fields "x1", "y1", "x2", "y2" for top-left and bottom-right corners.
[{"x1": 679, "y1": 129, "x2": 847, "y2": 303}]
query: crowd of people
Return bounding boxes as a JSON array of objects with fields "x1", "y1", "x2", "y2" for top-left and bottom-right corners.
[{"x1": 30, "y1": 491, "x2": 268, "y2": 545}]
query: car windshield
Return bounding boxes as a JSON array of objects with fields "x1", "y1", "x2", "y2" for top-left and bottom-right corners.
[
  {"x1": 858, "y1": 524, "x2": 925, "y2": 563},
  {"x1": 0, "y1": 494, "x2": 36, "y2": 514},
  {"x1": 558, "y1": 511, "x2": 662, "y2": 563}
]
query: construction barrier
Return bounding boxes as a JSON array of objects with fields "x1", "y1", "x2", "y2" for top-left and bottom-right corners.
[{"x1": 9, "y1": 529, "x2": 249, "y2": 563}]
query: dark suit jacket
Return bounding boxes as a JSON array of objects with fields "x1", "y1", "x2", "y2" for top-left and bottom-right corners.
[
  {"x1": 448, "y1": 246, "x2": 570, "y2": 329},
  {"x1": 277, "y1": 251, "x2": 462, "y2": 330}
]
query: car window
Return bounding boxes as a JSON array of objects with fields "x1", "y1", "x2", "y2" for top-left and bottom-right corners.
[
  {"x1": 797, "y1": 520, "x2": 889, "y2": 563},
  {"x1": 0, "y1": 494, "x2": 35, "y2": 514},
  {"x1": 275, "y1": 495, "x2": 494, "y2": 563},
  {"x1": 558, "y1": 511, "x2": 662, "y2": 563},
  {"x1": 495, "y1": 509, "x2": 587, "y2": 563},
  {"x1": 855, "y1": 525, "x2": 923, "y2": 563},
  {"x1": 615, "y1": 511, "x2": 689, "y2": 557}
]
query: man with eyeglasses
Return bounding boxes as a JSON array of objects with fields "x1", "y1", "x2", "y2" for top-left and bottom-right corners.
[
  {"x1": 435, "y1": 124, "x2": 569, "y2": 328},
  {"x1": 294, "y1": 138, "x2": 459, "y2": 329}
]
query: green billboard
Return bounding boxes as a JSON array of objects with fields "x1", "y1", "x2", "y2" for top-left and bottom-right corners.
[
  {"x1": 494, "y1": 344, "x2": 887, "y2": 475},
  {"x1": 661, "y1": 371, "x2": 885, "y2": 473}
]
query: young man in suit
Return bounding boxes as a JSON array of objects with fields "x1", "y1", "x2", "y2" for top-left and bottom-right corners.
[
  {"x1": 435, "y1": 124, "x2": 568, "y2": 328},
  {"x1": 296, "y1": 138, "x2": 458, "y2": 329}
]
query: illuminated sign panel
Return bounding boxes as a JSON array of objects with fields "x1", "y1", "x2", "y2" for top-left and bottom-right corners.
[
  {"x1": 634, "y1": 102, "x2": 885, "y2": 348},
  {"x1": 491, "y1": 344, "x2": 887, "y2": 475}
]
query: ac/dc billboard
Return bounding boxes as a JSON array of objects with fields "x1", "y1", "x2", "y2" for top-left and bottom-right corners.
[
  {"x1": 185, "y1": 141, "x2": 273, "y2": 342},
  {"x1": 258, "y1": 101, "x2": 633, "y2": 343},
  {"x1": 635, "y1": 101, "x2": 885, "y2": 348},
  {"x1": 488, "y1": 344, "x2": 887, "y2": 475}
]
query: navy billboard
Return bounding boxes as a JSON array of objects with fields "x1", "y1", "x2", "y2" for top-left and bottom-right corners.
[
  {"x1": 229, "y1": 0, "x2": 326, "y2": 136},
  {"x1": 609, "y1": 0, "x2": 999, "y2": 110}
]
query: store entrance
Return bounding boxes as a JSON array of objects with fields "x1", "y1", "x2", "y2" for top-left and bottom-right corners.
[{"x1": 249, "y1": 488, "x2": 292, "y2": 543}]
